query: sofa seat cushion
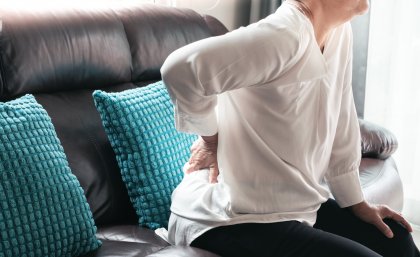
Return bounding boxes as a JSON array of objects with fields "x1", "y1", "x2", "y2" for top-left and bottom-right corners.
[
  {"x1": 146, "y1": 246, "x2": 221, "y2": 257},
  {"x1": 82, "y1": 240, "x2": 220, "y2": 257},
  {"x1": 93, "y1": 225, "x2": 221, "y2": 257},
  {"x1": 81, "y1": 240, "x2": 164, "y2": 257},
  {"x1": 0, "y1": 95, "x2": 101, "y2": 257},
  {"x1": 96, "y1": 225, "x2": 169, "y2": 247}
]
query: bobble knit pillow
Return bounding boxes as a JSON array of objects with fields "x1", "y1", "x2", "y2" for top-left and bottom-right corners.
[
  {"x1": 0, "y1": 95, "x2": 101, "y2": 257},
  {"x1": 93, "y1": 81, "x2": 197, "y2": 229}
]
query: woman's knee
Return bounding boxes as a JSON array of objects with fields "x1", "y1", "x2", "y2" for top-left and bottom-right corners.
[{"x1": 383, "y1": 219, "x2": 420, "y2": 257}]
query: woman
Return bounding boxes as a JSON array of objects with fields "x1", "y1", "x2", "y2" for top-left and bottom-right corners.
[{"x1": 161, "y1": 0, "x2": 420, "y2": 256}]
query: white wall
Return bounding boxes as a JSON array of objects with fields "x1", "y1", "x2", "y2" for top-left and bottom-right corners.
[{"x1": 154, "y1": 0, "x2": 251, "y2": 30}]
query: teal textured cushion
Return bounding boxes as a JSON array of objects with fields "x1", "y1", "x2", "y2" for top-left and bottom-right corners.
[
  {"x1": 93, "y1": 81, "x2": 197, "y2": 229},
  {"x1": 0, "y1": 95, "x2": 101, "y2": 257}
]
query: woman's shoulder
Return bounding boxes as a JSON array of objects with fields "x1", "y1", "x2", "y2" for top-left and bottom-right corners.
[
  {"x1": 244, "y1": 4, "x2": 314, "y2": 51},
  {"x1": 327, "y1": 22, "x2": 354, "y2": 56},
  {"x1": 250, "y1": 5, "x2": 307, "y2": 37}
]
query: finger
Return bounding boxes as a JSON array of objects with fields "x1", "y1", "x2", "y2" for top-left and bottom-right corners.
[
  {"x1": 186, "y1": 162, "x2": 198, "y2": 174},
  {"x1": 380, "y1": 206, "x2": 414, "y2": 233},
  {"x1": 374, "y1": 218, "x2": 394, "y2": 238},
  {"x1": 188, "y1": 149, "x2": 202, "y2": 164},
  {"x1": 208, "y1": 164, "x2": 219, "y2": 184},
  {"x1": 188, "y1": 155, "x2": 194, "y2": 165},
  {"x1": 389, "y1": 212, "x2": 413, "y2": 233},
  {"x1": 190, "y1": 146, "x2": 200, "y2": 157},
  {"x1": 190, "y1": 140, "x2": 201, "y2": 153}
]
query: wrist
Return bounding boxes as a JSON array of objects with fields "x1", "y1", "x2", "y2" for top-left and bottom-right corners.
[{"x1": 349, "y1": 200, "x2": 368, "y2": 212}]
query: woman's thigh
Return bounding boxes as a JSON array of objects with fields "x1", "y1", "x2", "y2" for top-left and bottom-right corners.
[
  {"x1": 314, "y1": 199, "x2": 420, "y2": 257},
  {"x1": 191, "y1": 220, "x2": 381, "y2": 257}
]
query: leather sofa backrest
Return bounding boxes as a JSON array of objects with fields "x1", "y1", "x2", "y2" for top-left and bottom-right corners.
[
  {"x1": 0, "y1": 5, "x2": 226, "y2": 98},
  {"x1": 0, "y1": 8, "x2": 132, "y2": 98},
  {"x1": 0, "y1": 4, "x2": 228, "y2": 226},
  {"x1": 116, "y1": 5, "x2": 214, "y2": 81}
]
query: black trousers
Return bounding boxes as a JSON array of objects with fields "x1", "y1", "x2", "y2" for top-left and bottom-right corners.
[{"x1": 191, "y1": 199, "x2": 420, "y2": 257}]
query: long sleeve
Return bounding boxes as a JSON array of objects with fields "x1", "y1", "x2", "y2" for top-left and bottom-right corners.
[
  {"x1": 161, "y1": 23, "x2": 301, "y2": 136},
  {"x1": 325, "y1": 52, "x2": 364, "y2": 208}
]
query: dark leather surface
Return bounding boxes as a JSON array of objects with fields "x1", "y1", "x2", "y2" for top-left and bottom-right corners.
[
  {"x1": 359, "y1": 119, "x2": 398, "y2": 159},
  {"x1": 34, "y1": 84, "x2": 140, "y2": 226},
  {"x1": 203, "y1": 14, "x2": 230, "y2": 36},
  {"x1": 95, "y1": 225, "x2": 222, "y2": 256},
  {"x1": 81, "y1": 240, "x2": 164, "y2": 257},
  {"x1": 116, "y1": 5, "x2": 215, "y2": 82},
  {"x1": 359, "y1": 157, "x2": 403, "y2": 211},
  {"x1": 146, "y1": 246, "x2": 220, "y2": 257},
  {"x1": 96, "y1": 225, "x2": 169, "y2": 246},
  {"x1": 81, "y1": 240, "x2": 220, "y2": 257},
  {"x1": 0, "y1": 9, "x2": 132, "y2": 99}
]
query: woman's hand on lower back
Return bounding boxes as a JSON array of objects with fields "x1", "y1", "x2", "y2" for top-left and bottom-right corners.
[{"x1": 186, "y1": 134, "x2": 219, "y2": 183}]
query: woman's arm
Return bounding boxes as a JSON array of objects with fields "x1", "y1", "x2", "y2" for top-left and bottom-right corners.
[
  {"x1": 161, "y1": 22, "x2": 303, "y2": 182},
  {"x1": 161, "y1": 23, "x2": 301, "y2": 136},
  {"x1": 325, "y1": 29, "x2": 412, "y2": 236},
  {"x1": 325, "y1": 56, "x2": 365, "y2": 208}
]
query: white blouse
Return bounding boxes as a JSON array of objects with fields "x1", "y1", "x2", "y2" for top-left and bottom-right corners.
[{"x1": 161, "y1": 2, "x2": 364, "y2": 246}]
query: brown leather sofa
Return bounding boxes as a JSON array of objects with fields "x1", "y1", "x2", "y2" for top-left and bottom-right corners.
[{"x1": 0, "y1": 3, "x2": 402, "y2": 257}]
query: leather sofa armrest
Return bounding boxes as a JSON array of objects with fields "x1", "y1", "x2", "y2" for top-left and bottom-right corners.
[{"x1": 359, "y1": 119, "x2": 398, "y2": 160}]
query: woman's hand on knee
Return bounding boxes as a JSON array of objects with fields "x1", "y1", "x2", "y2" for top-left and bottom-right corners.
[
  {"x1": 186, "y1": 134, "x2": 219, "y2": 183},
  {"x1": 350, "y1": 201, "x2": 413, "y2": 238}
]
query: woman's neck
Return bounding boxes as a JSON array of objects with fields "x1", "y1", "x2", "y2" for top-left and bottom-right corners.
[{"x1": 288, "y1": 0, "x2": 338, "y2": 51}]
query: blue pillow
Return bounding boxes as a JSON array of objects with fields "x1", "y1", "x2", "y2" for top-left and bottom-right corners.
[
  {"x1": 93, "y1": 81, "x2": 197, "y2": 229},
  {"x1": 0, "y1": 95, "x2": 101, "y2": 257}
]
